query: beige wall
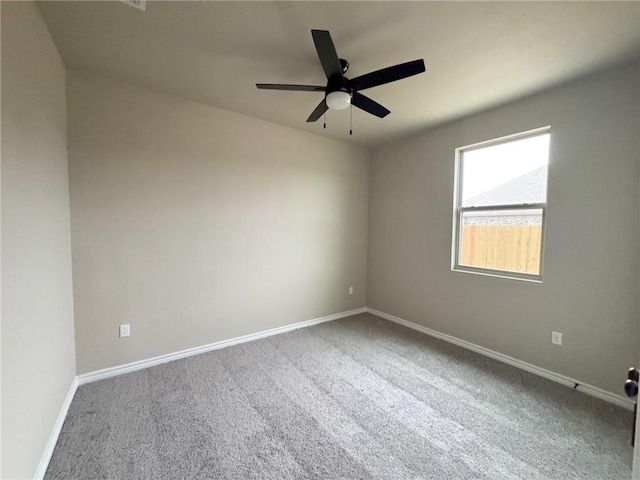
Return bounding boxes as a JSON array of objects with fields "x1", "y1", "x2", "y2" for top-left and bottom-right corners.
[
  {"x1": 368, "y1": 62, "x2": 640, "y2": 395},
  {"x1": 67, "y1": 71, "x2": 369, "y2": 374},
  {"x1": 1, "y1": 2, "x2": 76, "y2": 478}
]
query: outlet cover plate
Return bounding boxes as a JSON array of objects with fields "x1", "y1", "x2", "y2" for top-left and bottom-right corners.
[
  {"x1": 551, "y1": 331, "x2": 562, "y2": 345},
  {"x1": 119, "y1": 324, "x2": 130, "y2": 338},
  {"x1": 121, "y1": 0, "x2": 146, "y2": 11}
]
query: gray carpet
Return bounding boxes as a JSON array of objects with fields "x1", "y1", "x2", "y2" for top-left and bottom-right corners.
[{"x1": 46, "y1": 313, "x2": 633, "y2": 479}]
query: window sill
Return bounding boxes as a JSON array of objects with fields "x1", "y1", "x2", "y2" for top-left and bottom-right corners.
[{"x1": 452, "y1": 266, "x2": 543, "y2": 283}]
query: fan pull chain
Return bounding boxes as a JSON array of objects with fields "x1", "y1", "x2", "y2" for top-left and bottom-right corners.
[
  {"x1": 349, "y1": 104, "x2": 353, "y2": 136},
  {"x1": 323, "y1": 112, "x2": 326, "y2": 129}
]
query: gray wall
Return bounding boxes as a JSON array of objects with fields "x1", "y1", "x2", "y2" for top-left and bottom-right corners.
[
  {"x1": 67, "y1": 71, "x2": 370, "y2": 374},
  {"x1": 368, "y1": 62, "x2": 640, "y2": 395},
  {"x1": 1, "y1": 2, "x2": 76, "y2": 478}
]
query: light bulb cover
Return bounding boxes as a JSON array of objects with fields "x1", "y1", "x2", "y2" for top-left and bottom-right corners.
[{"x1": 326, "y1": 90, "x2": 351, "y2": 110}]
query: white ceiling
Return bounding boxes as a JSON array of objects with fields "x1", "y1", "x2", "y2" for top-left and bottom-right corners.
[{"x1": 38, "y1": 1, "x2": 639, "y2": 147}]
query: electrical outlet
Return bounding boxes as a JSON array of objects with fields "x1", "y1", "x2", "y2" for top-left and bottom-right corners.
[
  {"x1": 348, "y1": 286, "x2": 354, "y2": 295},
  {"x1": 119, "y1": 324, "x2": 130, "y2": 338},
  {"x1": 551, "y1": 331, "x2": 562, "y2": 346},
  {"x1": 121, "y1": 0, "x2": 146, "y2": 11}
]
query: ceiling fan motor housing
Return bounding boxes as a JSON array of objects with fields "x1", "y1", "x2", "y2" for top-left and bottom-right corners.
[
  {"x1": 326, "y1": 75, "x2": 351, "y2": 95},
  {"x1": 325, "y1": 75, "x2": 352, "y2": 110}
]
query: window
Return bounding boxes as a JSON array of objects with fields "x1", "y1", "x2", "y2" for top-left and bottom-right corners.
[{"x1": 452, "y1": 127, "x2": 550, "y2": 281}]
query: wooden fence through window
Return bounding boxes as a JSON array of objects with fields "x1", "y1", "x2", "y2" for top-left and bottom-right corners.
[{"x1": 460, "y1": 225, "x2": 542, "y2": 274}]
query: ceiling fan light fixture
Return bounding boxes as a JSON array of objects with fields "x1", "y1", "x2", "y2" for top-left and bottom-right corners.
[{"x1": 326, "y1": 90, "x2": 351, "y2": 110}]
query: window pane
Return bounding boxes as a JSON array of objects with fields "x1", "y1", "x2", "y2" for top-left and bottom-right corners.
[
  {"x1": 461, "y1": 134, "x2": 549, "y2": 207},
  {"x1": 459, "y1": 209, "x2": 543, "y2": 274}
]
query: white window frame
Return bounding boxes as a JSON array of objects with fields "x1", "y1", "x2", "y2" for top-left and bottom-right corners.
[{"x1": 451, "y1": 126, "x2": 550, "y2": 282}]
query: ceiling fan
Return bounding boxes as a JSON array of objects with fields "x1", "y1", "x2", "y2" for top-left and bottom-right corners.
[{"x1": 256, "y1": 30, "x2": 426, "y2": 123}]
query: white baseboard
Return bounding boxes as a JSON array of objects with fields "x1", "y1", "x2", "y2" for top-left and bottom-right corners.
[
  {"x1": 366, "y1": 307, "x2": 634, "y2": 411},
  {"x1": 34, "y1": 376, "x2": 79, "y2": 480},
  {"x1": 77, "y1": 307, "x2": 367, "y2": 385}
]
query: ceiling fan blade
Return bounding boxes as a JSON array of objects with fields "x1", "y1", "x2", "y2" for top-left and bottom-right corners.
[
  {"x1": 351, "y1": 92, "x2": 390, "y2": 118},
  {"x1": 306, "y1": 98, "x2": 328, "y2": 122},
  {"x1": 311, "y1": 30, "x2": 343, "y2": 80},
  {"x1": 256, "y1": 84, "x2": 325, "y2": 92},
  {"x1": 350, "y1": 59, "x2": 425, "y2": 91}
]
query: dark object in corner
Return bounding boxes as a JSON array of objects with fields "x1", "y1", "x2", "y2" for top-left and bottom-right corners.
[{"x1": 624, "y1": 367, "x2": 639, "y2": 446}]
